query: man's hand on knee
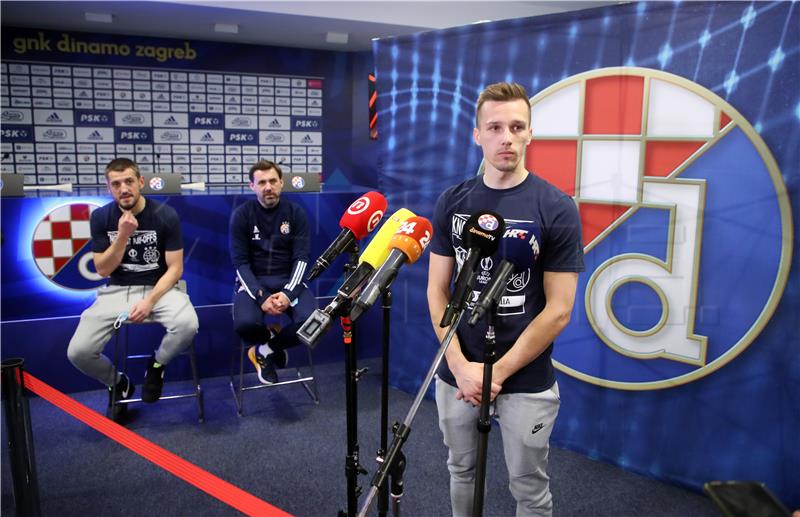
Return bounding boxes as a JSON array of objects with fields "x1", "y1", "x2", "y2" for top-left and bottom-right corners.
[{"x1": 128, "y1": 298, "x2": 154, "y2": 322}]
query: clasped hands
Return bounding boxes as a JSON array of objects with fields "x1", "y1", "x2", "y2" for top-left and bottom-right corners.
[
  {"x1": 454, "y1": 361, "x2": 502, "y2": 407},
  {"x1": 261, "y1": 291, "x2": 291, "y2": 315}
]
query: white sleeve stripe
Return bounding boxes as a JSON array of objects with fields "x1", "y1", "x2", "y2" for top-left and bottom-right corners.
[
  {"x1": 236, "y1": 270, "x2": 257, "y2": 300},
  {"x1": 287, "y1": 261, "x2": 306, "y2": 291},
  {"x1": 284, "y1": 260, "x2": 307, "y2": 291}
]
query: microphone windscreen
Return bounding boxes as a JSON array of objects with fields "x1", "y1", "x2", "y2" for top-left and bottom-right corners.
[
  {"x1": 462, "y1": 210, "x2": 504, "y2": 257},
  {"x1": 497, "y1": 223, "x2": 539, "y2": 270},
  {"x1": 389, "y1": 216, "x2": 433, "y2": 264},
  {"x1": 359, "y1": 208, "x2": 415, "y2": 269},
  {"x1": 339, "y1": 191, "x2": 387, "y2": 239}
]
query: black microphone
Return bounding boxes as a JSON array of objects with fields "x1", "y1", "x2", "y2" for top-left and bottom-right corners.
[
  {"x1": 439, "y1": 210, "x2": 505, "y2": 328},
  {"x1": 468, "y1": 223, "x2": 538, "y2": 326},
  {"x1": 306, "y1": 191, "x2": 387, "y2": 281}
]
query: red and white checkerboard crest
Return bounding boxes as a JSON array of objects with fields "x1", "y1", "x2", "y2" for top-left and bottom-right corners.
[
  {"x1": 520, "y1": 67, "x2": 792, "y2": 389},
  {"x1": 527, "y1": 67, "x2": 735, "y2": 250},
  {"x1": 31, "y1": 202, "x2": 105, "y2": 290}
]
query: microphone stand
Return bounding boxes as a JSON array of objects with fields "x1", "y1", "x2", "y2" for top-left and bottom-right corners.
[
  {"x1": 377, "y1": 288, "x2": 392, "y2": 517},
  {"x1": 357, "y1": 310, "x2": 466, "y2": 517},
  {"x1": 341, "y1": 247, "x2": 368, "y2": 517},
  {"x1": 472, "y1": 302, "x2": 498, "y2": 517}
]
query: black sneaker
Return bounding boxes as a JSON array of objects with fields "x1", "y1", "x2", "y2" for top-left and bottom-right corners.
[
  {"x1": 108, "y1": 373, "x2": 134, "y2": 422},
  {"x1": 266, "y1": 324, "x2": 288, "y2": 370},
  {"x1": 248, "y1": 345, "x2": 278, "y2": 384},
  {"x1": 141, "y1": 355, "x2": 165, "y2": 403}
]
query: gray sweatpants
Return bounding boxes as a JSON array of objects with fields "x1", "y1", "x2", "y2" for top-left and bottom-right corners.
[
  {"x1": 436, "y1": 378, "x2": 560, "y2": 517},
  {"x1": 67, "y1": 284, "x2": 199, "y2": 387}
]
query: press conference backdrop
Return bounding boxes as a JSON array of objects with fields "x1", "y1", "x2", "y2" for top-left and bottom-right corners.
[
  {"x1": 0, "y1": 27, "x2": 386, "y2": 389},
  {"x1": 373, "y1": 1, "x2": 798, "y2": 508},
  {"x1": 0, "y1": 27, "x2": 378, "y2": 188}
]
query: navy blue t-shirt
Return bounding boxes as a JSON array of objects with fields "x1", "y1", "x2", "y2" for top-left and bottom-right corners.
[
  {"x1": 431, "y1": 173, "x2": 584, "y2": 393},
  {"x1": 90, "y1": 198, "x2": 182, "y2": 286}
]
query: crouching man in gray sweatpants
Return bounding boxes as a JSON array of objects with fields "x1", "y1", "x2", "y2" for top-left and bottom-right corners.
[{"x1": 67, "y1": 158, "x2": 198, "y2": 420}]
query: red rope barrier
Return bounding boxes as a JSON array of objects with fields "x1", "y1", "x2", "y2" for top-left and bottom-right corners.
[{"x1": 23, "y1": 373, "x2": 292, "y2": 517}]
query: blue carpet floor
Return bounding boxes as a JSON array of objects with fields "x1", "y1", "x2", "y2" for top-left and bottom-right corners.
[{"x1": 2, "y1": 358, "x2": 718, "y2": 516}]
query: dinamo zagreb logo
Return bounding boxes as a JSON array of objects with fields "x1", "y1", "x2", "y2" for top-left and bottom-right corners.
[
  {"x1": 149, "y1": 176, "x2": 165, "y2": 191},
  {"x1": 525, "y1": 67, "x2": 792, "y2": 390},
  {"x1": 31, "y1": 203, "x2": 106, "y2": 290}
]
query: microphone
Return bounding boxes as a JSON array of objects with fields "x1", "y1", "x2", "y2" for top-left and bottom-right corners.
[
  {"x1": 467, "y1": 223, "x2": 538, "y2": 326},
  {"x1": 306, "y1": 191, "x2": 387, "y2": 281},
  {"x1": 297, "y1": 208, "x2": 415, "y2": 347},
  {"x1": 350, "y1": 216, "x2": 433, "y2": 321},
  {"x1": 439, "y1": 210, "x2": 505, "y2": 328}
]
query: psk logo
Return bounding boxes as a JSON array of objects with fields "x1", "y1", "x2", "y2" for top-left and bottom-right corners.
[
  {"x1": 523, "y1": 67, "x2": 792, "y2": 390},
  {"x1": 149, "y1": 177, "x2": 165, "y2": 191},
  {"x1": 291, "y1": 176, "x2": 305, "y2": 189},
  {"x1": 31, "y1": 203, "x2": 105, "y2": 290},
  {"x1": 477, "y1": 213, "x2": 499, "y2": 231},
  {"x1": 280, "y1": 221, "x2": 291, "y2": 235}
]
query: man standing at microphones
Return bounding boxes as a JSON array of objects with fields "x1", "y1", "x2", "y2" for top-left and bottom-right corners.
[
  {"x1": 230, "y1": 160, "x2": 317, "y2": 384},
  {"x1": 426, "y1": 83, "x2": 584, "y2": 517}
]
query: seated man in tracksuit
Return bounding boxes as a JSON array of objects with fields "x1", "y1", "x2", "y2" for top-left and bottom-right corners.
[{"x1": 229, "y1": 159, "x2": 316, "y2": 384}]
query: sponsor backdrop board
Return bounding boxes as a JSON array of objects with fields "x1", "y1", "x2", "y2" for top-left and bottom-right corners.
[
  {"x1": 0, "y1": 28, "x2": 346, "y2": 186},
  {"x1": 373, "y1": 0, "x2": 798, "y2": 508}
]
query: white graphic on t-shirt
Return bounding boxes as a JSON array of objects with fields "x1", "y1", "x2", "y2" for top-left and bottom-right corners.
[
  {"x1": 108, "y1": 230, "x2": 160, "y2": 272},
  {"x1": 252, "y1": 225, "x2": 261, "y2": 241},
  {"x1": 143, "y1": 246, "x2": 160, "y2": 263}
]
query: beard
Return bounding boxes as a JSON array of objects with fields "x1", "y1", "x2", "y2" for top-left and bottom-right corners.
[{"x1": 117, "y1": 193, "x2": 138, "y2": 210}]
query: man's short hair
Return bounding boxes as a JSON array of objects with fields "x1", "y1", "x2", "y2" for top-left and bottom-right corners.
[
  {"x1": 105, "y1": 157, "x2": 140, "y2": 179},
  {"x1": 248, "y1": 160, "x2": 282, "y2": 182},
  {"x1": 475, "y1": 82, "x2": 531, "y2": 127}
]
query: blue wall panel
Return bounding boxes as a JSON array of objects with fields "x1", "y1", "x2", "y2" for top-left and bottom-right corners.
[{"x1": 373, "y1": 0, "x2": 799, "y2": 507}]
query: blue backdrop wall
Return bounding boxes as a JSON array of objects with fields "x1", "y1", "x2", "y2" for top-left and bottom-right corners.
[{"x1": 373, "y1": 1, "x2": 798, "y2": 507}]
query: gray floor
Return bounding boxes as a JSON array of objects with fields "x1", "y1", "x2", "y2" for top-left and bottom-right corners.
[{"x1": 1, "y1": 358, "x2": 718, "y2": 516}]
